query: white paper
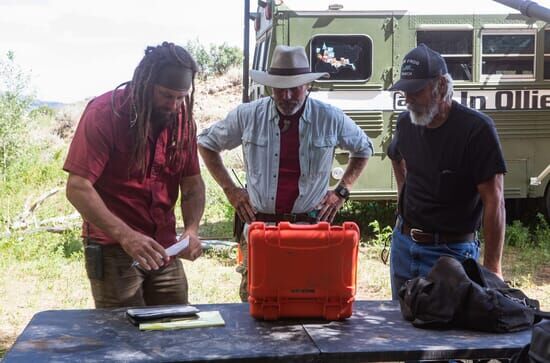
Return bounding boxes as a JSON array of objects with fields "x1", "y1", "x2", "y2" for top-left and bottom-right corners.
[{"x1": 165, "y1": 235, "x2": 190, "y2": 257}]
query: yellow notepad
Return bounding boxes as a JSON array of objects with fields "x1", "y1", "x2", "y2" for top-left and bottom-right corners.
[{"x1": 139, "y1": 311, "x2": 225, "y2": 331}]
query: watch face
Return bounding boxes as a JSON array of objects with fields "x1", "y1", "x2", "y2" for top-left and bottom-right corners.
[{"x1": 336, "y1": 185, "x2": 349, "y2": 198}]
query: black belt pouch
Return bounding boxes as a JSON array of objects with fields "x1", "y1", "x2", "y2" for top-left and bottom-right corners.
[{"x1": 84, "y1": 241, "x2": 104, "y2": 280}]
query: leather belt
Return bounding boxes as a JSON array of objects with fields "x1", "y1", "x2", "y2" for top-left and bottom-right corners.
[
  {"x1": 401, "y1": 221, "x2": 475, "y2": 244},
  {"x1": 255, "y1": 212, "x2": 318, "y2": 224}
]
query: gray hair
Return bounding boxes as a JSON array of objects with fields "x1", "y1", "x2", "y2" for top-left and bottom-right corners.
[{"x1": 431, "y1": 73, "x2": 453, "y2": 103}]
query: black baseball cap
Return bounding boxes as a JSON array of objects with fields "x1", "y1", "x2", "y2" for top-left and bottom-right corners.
[{"x1": 389, "y1": 44, "x2": 448, "y2": 93}]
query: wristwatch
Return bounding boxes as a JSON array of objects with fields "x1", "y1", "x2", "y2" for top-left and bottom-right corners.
[{"x1": 334, "y1": 184, "x2": 350, "y2": 200}]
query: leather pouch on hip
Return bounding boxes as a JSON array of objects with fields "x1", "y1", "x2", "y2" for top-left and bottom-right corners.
[
  {"x1": 84, "y1": 243, "x2": 104, "y2": 280},
  {"x1": 233, "y1": 211, "x2": 245, "y2": 242}
]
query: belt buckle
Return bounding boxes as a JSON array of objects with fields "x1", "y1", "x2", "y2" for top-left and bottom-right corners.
[{"x1": 410, "y1": 228, "x2": 423, "y2": 242}]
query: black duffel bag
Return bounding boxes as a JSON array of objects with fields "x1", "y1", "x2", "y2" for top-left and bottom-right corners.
[{"x1": 398, "y1": 256, "x2": 548, "y2": 333}]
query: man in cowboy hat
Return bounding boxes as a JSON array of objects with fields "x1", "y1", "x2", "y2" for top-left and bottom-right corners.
[{"x1": 198, "y1": 45, "x2": 373, "y2": 301}]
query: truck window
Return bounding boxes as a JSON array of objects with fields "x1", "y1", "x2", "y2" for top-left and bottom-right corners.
[
  {"x1": 253, "y1": 43, "x2": 260, "y2": 70},
  {"x1": 545, "y1": 29, "x2": 550, "y2": 79},
  {"x1": 310, "y1": 35, "x2": 372, "y2": 81},
  {"x1": 258, "y1": 41, "x2": 265, "y2": 71},
  {"x1": 416, "y1": 30, "x2": 473, "y2": 81},
  {"x1": 481, "y1": 31, "x2": 535, "y2": 79},
  {"x1": 262, "y1": 34, "x2": 271, "y2": 71}
]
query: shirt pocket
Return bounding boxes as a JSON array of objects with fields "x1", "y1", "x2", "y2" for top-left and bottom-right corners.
[
  {"x1": 110, "y1": 143, "x2": 143, "y2": 179},
  {"x1": 242, "y1": 134, "x2": 268, "y2": 177},
  {"x1": 310, "y1": 135, "x2": 337, "y2": 176}
]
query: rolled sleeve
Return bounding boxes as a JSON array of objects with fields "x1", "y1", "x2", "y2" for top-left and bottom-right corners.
[
  {"x1": 63, "y1": 103, "x2": 112, "y2": 184},
  {"x1": 197, "y1": 107, "x2": 244, "y2": 152},
  {"x1": 339, "y1": 114, "x2": 374, "y2": 158}
]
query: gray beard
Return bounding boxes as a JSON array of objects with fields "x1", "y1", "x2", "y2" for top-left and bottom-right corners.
[
  {"x1": 408, "y1": 100, "x2": 439, "y2": 126},
  {"x1": 277, "y1": 102, "x2": 302, "y2": 116}
]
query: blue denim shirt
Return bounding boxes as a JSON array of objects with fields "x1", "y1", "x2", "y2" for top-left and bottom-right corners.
[{"x1": 198, "y1": 96, "x2": 373, "y2": 214}]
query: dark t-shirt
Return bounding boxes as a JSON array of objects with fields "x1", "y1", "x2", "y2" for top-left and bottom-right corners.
[{"x1": 387, "y1": 101, "x2": 507, "y2": 233}]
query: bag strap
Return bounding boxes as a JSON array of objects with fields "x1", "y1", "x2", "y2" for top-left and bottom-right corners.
[{"x1": 535, "y1": 310, "x2": 550, "y2": 321}]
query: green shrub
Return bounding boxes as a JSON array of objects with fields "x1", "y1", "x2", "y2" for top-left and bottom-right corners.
[
  {"x1": 58, "y1": 229, "x2": 83, "y2": 258},
  {"x1": 185, "y1": 39, "x2": 211, "y2": 76},
  {"x1": 532, "y1": 213, "x2": 550, "y2": 251},
  {"x1": 334, "y1": 200, "x2": 396, "y2": 239},
  {"x1": 1, "y1": 231, "x2": 61, "y2": 261},
  {"x1": 505, "y1": 220, "x2": 531, "y2": 248},
  {"x1": 368, "y1": 219, "x2": 393, "y2": 247},
  {"x1": 209, "y1": 43, "x2": 242, "y2": 75},
  {"x1": 0, "y1": 143, "x2": 69, "y2": 232},
  {"x1": 0, "y1": 51, "x2": 34, "y2": 178},
  {"x1": 504, "y1": 214, "x2": 550, "y2": 252},
  {"x1": 176, "y1": 171, "x2": 234, "y2": 239},
  {"x1": 185, "y1": 40, "x2": 242, "y2": 79}
]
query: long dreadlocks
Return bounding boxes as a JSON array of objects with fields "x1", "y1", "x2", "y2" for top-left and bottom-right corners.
[{"x1": 114, "y1": 42, "x2": 199, "y2": 177}]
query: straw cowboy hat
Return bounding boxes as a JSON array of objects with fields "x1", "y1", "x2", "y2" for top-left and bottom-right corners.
[{"x1": 250, "y1": 45, "x2": 329, "y2": 88}]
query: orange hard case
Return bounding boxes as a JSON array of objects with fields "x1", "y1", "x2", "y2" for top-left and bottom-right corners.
[{"x1": 247, "y1": 221, "x2": 359, "y2": 320}]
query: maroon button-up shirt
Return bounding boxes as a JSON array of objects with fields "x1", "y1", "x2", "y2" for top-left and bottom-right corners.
[
  {"x1": 63, "y1": 88, "x2": 200, "y2": 247},
  {"x1": 275, "y1": 113, "x2": 301, "y2": 214}
]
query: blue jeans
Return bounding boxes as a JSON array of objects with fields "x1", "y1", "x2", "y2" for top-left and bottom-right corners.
[{"x1": 390, "y1": 217, "x2": 480, "y2": 300}]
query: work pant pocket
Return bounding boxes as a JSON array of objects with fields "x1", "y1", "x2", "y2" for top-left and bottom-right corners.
[{"x1": 84, "y1": 242, "x2": 104, "y2": 280}]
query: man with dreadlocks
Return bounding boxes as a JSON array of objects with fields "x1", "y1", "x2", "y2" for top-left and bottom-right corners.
[{"x1": 64, "y1": 42, "x2": 205, "y2": 308}]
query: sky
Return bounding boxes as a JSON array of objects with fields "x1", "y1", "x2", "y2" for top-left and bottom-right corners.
[
  {"x1": 2, "y1": 0, "x2": 550, "y2": 103},
  {"x1": 0, "y1": 0, "x2": 250, "y2": 103}
]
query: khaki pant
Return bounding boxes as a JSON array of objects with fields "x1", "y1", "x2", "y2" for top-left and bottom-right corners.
[
  {"x1": 236, "y1": 234, "x2": 249, "y2": 302},
  {"x1": 84, "y1": 241, "x2": 188, "y2": 308}
]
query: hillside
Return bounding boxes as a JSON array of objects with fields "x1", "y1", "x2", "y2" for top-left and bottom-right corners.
[{"x1": 53, "y1": 67, "x2": 243, "y2": 142}]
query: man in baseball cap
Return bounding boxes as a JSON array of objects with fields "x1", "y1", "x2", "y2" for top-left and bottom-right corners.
[
  {"x1": 387, "y1": 43, "x2": 507, "y2": 300},
  {"x1": 198, "y1": 45, "x2": 373, "y2": 301},
  {"x1": 389, "y1": 43, "x2": 448, "y2": 94}
]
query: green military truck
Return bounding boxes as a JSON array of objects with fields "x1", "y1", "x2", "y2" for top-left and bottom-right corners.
[{"x1": 245, "y1": 0, "x2": 550, "y2": 217}]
